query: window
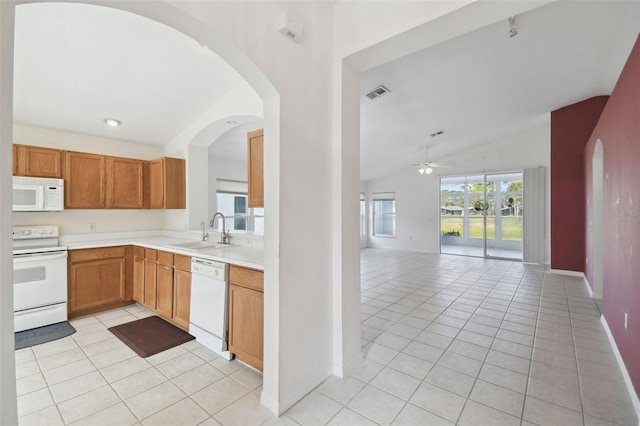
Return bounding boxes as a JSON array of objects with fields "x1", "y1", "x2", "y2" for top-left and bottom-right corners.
[
  {"x1": 215, "y1": 180, "x2": 264, "y2": 233},
  {"x1": 372, "y1": 192, "x2": 396, "y2": 236}
]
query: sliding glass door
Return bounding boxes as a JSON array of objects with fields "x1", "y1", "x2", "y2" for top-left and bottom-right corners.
[{"x1": 440, "y1": 172, "x2": 523, "y2": 260}]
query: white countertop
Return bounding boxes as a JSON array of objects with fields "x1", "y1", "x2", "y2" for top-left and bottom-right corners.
[{"x1": 61, "y1": 232, "x2": 264, "y2": 270}]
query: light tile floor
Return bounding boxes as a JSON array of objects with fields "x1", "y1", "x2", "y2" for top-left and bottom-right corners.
[{"x1": 16, "y1": 248, "x2": 638, "y2": 425}]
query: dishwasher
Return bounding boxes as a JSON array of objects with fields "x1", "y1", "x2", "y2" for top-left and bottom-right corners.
[{"x1": 189, "y1": 258, "x2": 232, "y2": 360}]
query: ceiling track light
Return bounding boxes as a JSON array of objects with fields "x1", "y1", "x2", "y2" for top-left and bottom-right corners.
[{"x1": 507, "y1": 16, "x2": 518, "y2": 38}]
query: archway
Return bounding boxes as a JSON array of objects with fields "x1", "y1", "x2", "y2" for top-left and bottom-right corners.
[
  {"x1": 592, "y1": 139, "x2": 604, "y2": 299},
  {"x1": 0, "y1": 2, "x2": 281, "y2": 422}
]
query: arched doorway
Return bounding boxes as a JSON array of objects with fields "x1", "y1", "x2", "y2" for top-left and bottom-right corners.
[{"x1": 0, "y1": 2, "x2": 281, "y2": 421}]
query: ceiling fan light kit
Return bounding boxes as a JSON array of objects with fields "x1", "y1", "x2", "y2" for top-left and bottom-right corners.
[
  {"x1": 418, "y1": 165, "x2": 433, "y2": 175},
  {"x1": 414, "y1": 146, "x2": 447, "y2": 175}
]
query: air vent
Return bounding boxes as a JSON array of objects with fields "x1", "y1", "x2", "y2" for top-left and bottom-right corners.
[
  {"x1": 430, "y1": 130, "x2": 445, "y2": 138},
  {"x1": 366, "y1": 85, "x2": 391, "y2": 100}
]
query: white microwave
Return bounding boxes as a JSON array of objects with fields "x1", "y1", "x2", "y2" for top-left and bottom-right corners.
[{"x1": 13, "y1": 176, "x2": 64, "y2": 212}]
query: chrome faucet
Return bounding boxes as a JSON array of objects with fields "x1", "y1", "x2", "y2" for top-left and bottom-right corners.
[
  {"x1": 200, "y1": 221, "x2": 209, "y2": 242},
  {"x1": 210, "y1": 212, "x2": 230, "y2": 244}
]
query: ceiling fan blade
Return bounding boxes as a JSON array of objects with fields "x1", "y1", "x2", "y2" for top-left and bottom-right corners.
[{"x1": 428, "y1": 163, "x2": 450, "y2": 168}]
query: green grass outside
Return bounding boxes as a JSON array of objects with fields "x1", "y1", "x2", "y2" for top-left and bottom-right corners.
[{"x1": 441, "y1": 216, "x2": 523, "y2": 240}]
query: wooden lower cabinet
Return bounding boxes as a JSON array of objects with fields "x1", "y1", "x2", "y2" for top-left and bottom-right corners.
[
  {"x1": 143, "y1": 258, "x2": 157, "y2": 310},
  {"x1": 228, "y1": 266, "x2": 264, "y2": 371},
  {"x1": 132, "y1": 248, "x2": 145, "y2": 303},
  {"x1": 132, "y1": 246, "x2": 191, "y2": 330},
  {"x1": 172, "y1": 268, "x2": 191, "y2": 330},
  {"x1": 68, "y1": 247, "x2": 131, "y2": 317},
  {"x1": 156, "y1": 264, "x2": 174, "y2": 318}
]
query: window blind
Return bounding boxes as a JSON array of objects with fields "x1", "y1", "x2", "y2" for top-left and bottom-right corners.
[
  {"x1": 371, "y1": 192, "x2": 395, "y2": 201},
  {"x1": 216, "y1": 179, "x2": 248, "y2": 194},
  {"x1": 523, "y1": 167, "x2": 545, "y2": 264}
]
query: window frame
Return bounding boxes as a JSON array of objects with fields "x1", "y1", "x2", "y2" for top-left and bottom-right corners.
[{"x1": 371, "y1": 193, "x2": 396, "y2": 237}]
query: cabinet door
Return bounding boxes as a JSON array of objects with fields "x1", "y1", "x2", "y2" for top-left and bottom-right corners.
[
  {"x1": 64, "y1": 151, "x2": 106, "y2": 208},
  {"x1": 13, "y1": 145, "x2": 19, "y2": 176},
  {"x1": 228, "y1": 284, "x2": 264, "y2": 371},
  {"x1": 163, "y1": 157, "x2": 186, "y2": 209},
  {"x1": 156, "y1": 264, "x2": 174, "y2": 319},
  {"x1": 107, "y1": 157, "x2": 146, "y2": 208},
  {"x1": 133, "y1": 256, "x2": 145, "y2": 303},
  {"x1": 149, "y1": 157, "x2": 186, "y2": 209},
  {"x1": 143, "y1": 260, "x2": 157, "y2": 310},
  {"x1": 149, "y1": 159, "x2": 164, "y2": 209},
  {"x1": 69, "y1": 258, "x2": 125, "y2": 313},
  {"x1": 15, "y1": 145, "x2": 64, "y2": 178},
  {"x1": 173, "y1": 268, "x2": 191, "y2": 330},
  {"x1": 247, "y1": 129, "x2": 264, "y2": 208}
]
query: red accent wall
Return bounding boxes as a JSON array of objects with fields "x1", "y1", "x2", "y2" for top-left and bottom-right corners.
[
  {"x1": 550, "y1": 97, "x2": 608, "y2": 272},
  {"x1": 585, "y1": 35, "x2": 640, "y2": 395}
]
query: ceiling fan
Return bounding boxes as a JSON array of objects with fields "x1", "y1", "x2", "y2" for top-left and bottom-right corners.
[{"x1": 410, "y1": 146, "x2": 448, "y2": 175}]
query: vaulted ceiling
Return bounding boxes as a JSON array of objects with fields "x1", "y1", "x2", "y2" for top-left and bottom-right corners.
[
  {"x1": 12, "y1": 2, "x2": 640, "y2": 181},
  {"x1": 360, "y1": 1, "x2": 640, "y2": 180}
]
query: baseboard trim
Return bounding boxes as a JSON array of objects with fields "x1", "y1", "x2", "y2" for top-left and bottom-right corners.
[
  {"x1": 549, "y1": 269, "x2": 594, "y2": 298},
  {"x1": 333, "y1": 350, "x2": 364, "y2": 378},
  {"x1": 584, "y1": 276, "x2": 593, "y2": 298},
  {"x1": 600, "y1": 315, "x2": 640, "y2": 424},
  {"x1": 549, "y1": 268, "x2": 585, "y2": 277}
]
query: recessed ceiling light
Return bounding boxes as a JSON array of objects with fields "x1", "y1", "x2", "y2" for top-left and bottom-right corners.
[
  {"x1": 226, "y1": 120, "x2": 237, "y2": 125},
  {"x1": 104, "y1": 118, "x2": 121, "y2": 127},
  {"x1": 201, "y1": 43, "x2": 211, "y2": 51}
]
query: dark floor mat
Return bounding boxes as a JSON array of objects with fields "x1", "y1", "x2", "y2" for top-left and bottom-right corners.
[
  {"x1": 15, "y1": 321, "x2": 76, "y2": 350},
  {"x1": 108, "y1": 315, "x2": 194, "y2": 358}
]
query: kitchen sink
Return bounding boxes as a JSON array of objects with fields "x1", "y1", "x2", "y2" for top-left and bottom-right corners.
[{"x1": 165, "y1": 241, "x2": 228, "y2": 250}]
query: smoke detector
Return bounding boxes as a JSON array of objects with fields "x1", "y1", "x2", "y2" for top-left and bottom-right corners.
[
  {"x1": 365, "y1": 85, "x2": 391, "y2": 100},
  {"x1": 278, "y1": 11, "x2": 303, "y2": 43}
]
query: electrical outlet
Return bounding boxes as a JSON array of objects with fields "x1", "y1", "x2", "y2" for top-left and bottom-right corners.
[
  {"x1": 624, "y1": 313, "x2": 628, "y2": 330},
  {"x1": 89, "y1": 223, "x2": 96, "y2": 232}
]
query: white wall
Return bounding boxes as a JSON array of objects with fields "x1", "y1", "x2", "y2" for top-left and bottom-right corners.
[
  {"x1": 366, "y1": 122, "x2": 551, "y2": 262},
  {"x1": 14, "y1": 123, "x2": 164, "y2": 159},
  {"x1": 1, "y1": 1, "x2": 556, "y2": 421},
  {"x1": 152, "y1": 1, "x2": 336, "y2": 412},
  {"x1": 0, "y1": 2, "x2": 17, "y2": 424}
]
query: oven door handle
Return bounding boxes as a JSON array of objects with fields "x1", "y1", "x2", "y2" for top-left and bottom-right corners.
[{"x1": 13, "y1": 252, "x2": 68, "y2": 263}]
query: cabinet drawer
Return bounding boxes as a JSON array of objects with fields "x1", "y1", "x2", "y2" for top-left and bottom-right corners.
[
  {"x1": 158, "y1": 250, "x2": 173, "y2": 266},
  {"x1": 70, "y1": 246, "x2": 126, "y2": 262},
  {"x1": 174, "y1": 254, "x2": 191, "y2": 271},
  {"x1": 229, "y1": 265, "x2": 263, "y2": 292},
  {"x1": 133, "y1": 246, "x2": 145, "y2": 258},
  {"x1": 145, "y1": 248, "x2": 157, "y2": 261}
]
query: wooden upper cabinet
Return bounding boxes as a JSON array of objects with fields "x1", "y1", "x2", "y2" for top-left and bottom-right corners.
[
  {"x1": 149, "y1": 157, "x2": 186, "y2": 209},
  {"x1": 14, "y1": 144, "x2": 64, "y2": 178},
  {"x1": 64, "y1": 151, "x2": 106, "y2": 209},
  {"x1": 247, "y1": 129, "x2": 264, "y2": 208},
  {"x1": 106, "y1": 156, "x2": 148, "y2": 209},
  {"x1": 13, "y1": 145, "x2": 19, "y2": 176}
]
